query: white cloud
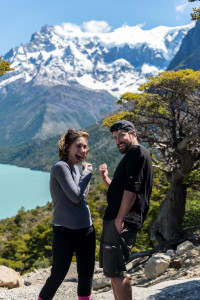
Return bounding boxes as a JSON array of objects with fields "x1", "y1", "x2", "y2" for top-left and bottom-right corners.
[
  {"x1": 126, "y1": 22, "x2": 145, "y2": 29},
  {"x1": 82, "y1": 20, "x2": 111, "y2": 33},
  {"x1": 175, "y1": 0, "x2": 189, "y2": 14}
]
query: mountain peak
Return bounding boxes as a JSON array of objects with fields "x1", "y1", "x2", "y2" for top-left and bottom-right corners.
[
  {"x1": 0, "y1": 21, "x2": 195, "y2": 146},
  {"x1": 1, "y1": 22, "x2": 194, "y2": 97},
  {"x1": 167, "y1": 21, "x2": 200, "y2": 71}
]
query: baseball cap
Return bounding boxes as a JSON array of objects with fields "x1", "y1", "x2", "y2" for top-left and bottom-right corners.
[{"x1": 109, "y1": 120, "x2": 135, "y2": 132}]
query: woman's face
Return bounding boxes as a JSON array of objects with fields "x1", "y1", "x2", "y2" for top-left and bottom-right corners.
[{"x1": 67, "y1": 136, "x2": 88, "y2": 167}]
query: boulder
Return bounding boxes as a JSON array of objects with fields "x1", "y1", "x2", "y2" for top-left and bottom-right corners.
[
  {"x1": 144, "y1": 253, "x2": 171, "y2": 280},
  {"x1": 0, "y1": 265, "x2": 22, "y2": 289},
  {"x1": 185, "y1": 248, "x2": 199, "y2": 258},
  {"x1": 93, "y1": 277, "x2": 111, "y2": 290},
  {"x1": 176, "y1": 241, "x2": 193, "y2": 256},
  {"x1": 165, "y1": 249, "x2": 174, "y2": 257},
  {"x1": 195, "y1": 245, "x2": 200, "y2": 252}
]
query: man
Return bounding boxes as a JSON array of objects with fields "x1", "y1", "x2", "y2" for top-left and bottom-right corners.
[{"x1": 99, "y1": 120, "x2": 153, "y2": 300}]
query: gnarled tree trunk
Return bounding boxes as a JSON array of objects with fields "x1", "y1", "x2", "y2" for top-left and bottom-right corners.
[{"x1": 151, "y1": 171, "x2": 187, "y2": 244}]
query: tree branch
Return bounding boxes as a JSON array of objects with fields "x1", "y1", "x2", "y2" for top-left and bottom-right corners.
[
  {"x1": 191, "y1": 162, "x2": 200, "y2": 171},
  {"x1": 152, "y1": 164, "x2": 169, "y2": 176},
  {"x1": 178, "y1": 135, "x2": 200, "y2": 151}
]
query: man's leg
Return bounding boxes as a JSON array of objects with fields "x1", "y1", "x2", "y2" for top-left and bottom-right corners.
[
  {"x1": 101, "y1": 220, "x2": 127, "y2": 299},
  {"x1": 110, "y1": 224, "x2": 137, "y2": 300},
  {"x1": 111, "y1": 276, "x2": 132, "y2": 300},
  {"x1": 101, "y1": 221, "x2": 136, "y2": 300},
  {"x1": 111, "y1": 280, "x2": 119, "y2": 300}
]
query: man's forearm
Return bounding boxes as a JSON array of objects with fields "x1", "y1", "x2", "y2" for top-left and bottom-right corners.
[
  {"x1": 115, "y1": 190, "x2": 136, "y2": 233},
  {"x1": 102, "y1": 175, "x2": 111, "y2": 188}
]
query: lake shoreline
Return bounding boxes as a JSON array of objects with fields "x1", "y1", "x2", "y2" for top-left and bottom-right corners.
[{"x1": 0, "y1": 164, "x2": 51, "y2": 219}]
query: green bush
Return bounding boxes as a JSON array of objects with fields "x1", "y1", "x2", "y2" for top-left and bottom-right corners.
[{"x1": 0, "y1": 172, "x2": 199, "y2": 274}]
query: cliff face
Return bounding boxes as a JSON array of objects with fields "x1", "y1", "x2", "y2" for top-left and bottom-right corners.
[{"x1": 168, "y1": 21, "x2": 200, "y2": 71}]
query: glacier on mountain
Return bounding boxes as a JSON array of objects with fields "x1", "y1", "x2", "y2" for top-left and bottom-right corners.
[
  {"x1": 1, "y1": 22, "x2": 194, "y2": 97},
  {"x1": 0, "y1": 21, "x2": 195, "y2": 146}
]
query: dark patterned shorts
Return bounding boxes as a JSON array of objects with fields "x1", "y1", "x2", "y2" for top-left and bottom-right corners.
[{"x1": 99, "y1": 219, "x2": 137, "y2": 278}]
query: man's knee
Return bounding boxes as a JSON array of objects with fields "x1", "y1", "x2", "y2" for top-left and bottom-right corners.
[{"x1": 111, "y1": 276, "x2": 132, "y2": 298}]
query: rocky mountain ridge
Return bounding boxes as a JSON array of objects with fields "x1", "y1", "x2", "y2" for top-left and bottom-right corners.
[
  {"x1": 1, "y1": 22, "x2": 194, "y2": 97},
  {"x1": 0, "y1": 22, "x2": 194, "y2": 146},
  {"x1": 168, "y1": 21, "x2": 200, "y2": 71}
]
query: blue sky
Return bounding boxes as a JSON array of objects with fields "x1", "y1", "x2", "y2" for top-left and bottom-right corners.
[{"x1": 0, "y1": 0, "x2": 196, "y2": 56}]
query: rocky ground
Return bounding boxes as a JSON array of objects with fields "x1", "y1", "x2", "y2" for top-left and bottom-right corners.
[
  {"x1": 1, "y1": 262, "x2": 200, "y2": 300},
  {"x1": 1, "y1": 240, "x2": 200, "y2": 300}
]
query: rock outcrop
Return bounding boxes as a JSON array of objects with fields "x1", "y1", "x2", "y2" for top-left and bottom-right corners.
[
  {"x1": 0, "y1": 265, "x2": 22, "y2": 289},
  {"x1": 144, "y1": 253, "x2": 171, "y2": 280},
  {"x1": 168, "y1": 21, "x2": 200, "y2": 71}
]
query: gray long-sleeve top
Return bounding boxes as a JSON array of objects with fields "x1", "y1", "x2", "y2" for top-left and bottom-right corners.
[{"x1": 50, "y1": 160, "x2": 93, "y2": 229}]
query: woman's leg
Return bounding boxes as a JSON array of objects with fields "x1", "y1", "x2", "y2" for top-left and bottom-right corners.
[
  {"x1": 75, "y1": 225, "x2": 96, "y2": 297},
  {"x1": 39, "y1": 226, "x2": 76, "y2": 300}
]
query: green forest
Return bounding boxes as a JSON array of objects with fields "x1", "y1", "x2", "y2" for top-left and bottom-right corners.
[
  {"x1": 0, "y1": 63, "x2": 199, "y2": 275},
  {"x1": 0, "y1": 168, "x2": 199, "y2": 274}
]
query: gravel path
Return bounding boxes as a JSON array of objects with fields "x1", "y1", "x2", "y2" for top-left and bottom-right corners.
[
  {"x1": 105, "y1": 278, "x2": 200, "y2": 300},
  {"x1": 1, "y1": 261, "x2": 200, "y2": 300},
  {"x1": 0, "y1": 278, "x2": 200, "y2": 300}
]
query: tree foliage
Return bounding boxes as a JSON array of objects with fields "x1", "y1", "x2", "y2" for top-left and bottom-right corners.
[
  {"x1": 0, "y1": 57, "x2": 14, "y2": 76},
  {"x1": 189, "y1": 0, "x2": 200, "y2": 20},
  {"x1": 104, "y1": 69, "x2": 200, "y2": 243},
  {"x1": 1, "y1": 171, "x2": 199, "y2": 273},
  {"x1": 0, "y1": 183, "x2": 108, "y2": 273},
  {"x1": 105, "y1": 70, "x2": 200, "y2": 174}
]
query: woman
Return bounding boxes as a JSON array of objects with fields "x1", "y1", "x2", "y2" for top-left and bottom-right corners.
[{"x1": 38, "y1": 129, "x2": 96, "y2": 300}]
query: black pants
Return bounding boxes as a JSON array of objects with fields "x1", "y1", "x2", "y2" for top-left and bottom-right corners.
[{"x1": 39, "y1": 225, "x2": 96, "y2": 300}]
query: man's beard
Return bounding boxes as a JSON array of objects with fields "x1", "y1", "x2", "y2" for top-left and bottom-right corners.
[{"x1": 117, "y1": 141, "x2": 132, "y2": 154}]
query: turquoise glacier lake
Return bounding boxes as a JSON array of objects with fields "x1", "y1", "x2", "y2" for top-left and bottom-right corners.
[{"x1": 0, "y1": 164, "x2": 51, "y2": 219}]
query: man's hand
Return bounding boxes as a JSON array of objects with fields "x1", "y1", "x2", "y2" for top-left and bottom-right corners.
[
  {"x1": 99, "y1": 163, "x2": 108, "y2": 179},
  {"x1": 115, "y1": 190, "x2": 136, "y2": 234},
  {"x1": 99, "y1": 163, "x2": 111, "y2": 188},
  {"x1": 115, "y1": 218, "x2": 124, "y2": 234}
]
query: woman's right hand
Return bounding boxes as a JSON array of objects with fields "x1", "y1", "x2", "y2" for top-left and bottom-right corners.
[{"x1": 82, "y1": 160, "x2": 92, "y2": 171}]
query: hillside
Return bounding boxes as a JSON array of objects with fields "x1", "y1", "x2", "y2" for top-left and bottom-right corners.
[
  {"x1": 168, "y1": 21, "x2": 200, "y2": 71},
  {"x1": 0, "y1": 122, "x2": 122, "y2": 182},
  {"x1": 0, "y1": 82, "x2": 116, "y2": 146},
  {"x1": 0, "y1": 165, "x2": 199, "y2": 275}
]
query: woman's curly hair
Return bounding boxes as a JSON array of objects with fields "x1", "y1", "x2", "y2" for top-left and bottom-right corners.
[{"x1": 58, "y1": 129, "x2": 89, "y2": 161}]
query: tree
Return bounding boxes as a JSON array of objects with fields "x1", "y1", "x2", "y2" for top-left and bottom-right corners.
[
  {"x1": 104, "y1": 69, "x2": 200, "y2": 244},
  {"x1": 0, "y1": 57, "x2": 13, "y2": 76},
  {"x1": 189, "y1": 0, "x2": 200, "y2": 20}
]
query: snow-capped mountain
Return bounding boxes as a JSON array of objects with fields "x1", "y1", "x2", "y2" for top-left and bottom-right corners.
[
  {"x1": 168, "y1": 21, "x2": 200, "y2": 71},
  {"x1": 0, "y1": 21, "x2": 194, "y2": 146},
  {"x1": 1, "y1": 22, "x2": 194, "y2": 96}
]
